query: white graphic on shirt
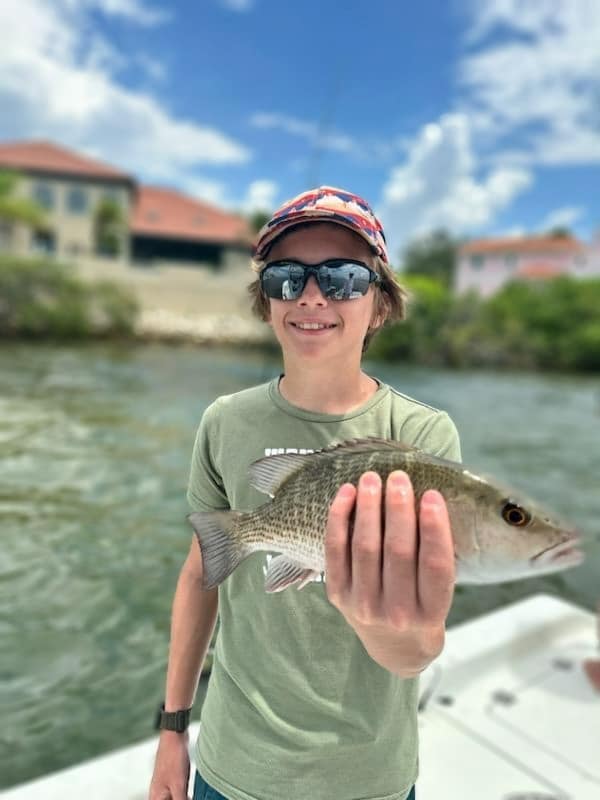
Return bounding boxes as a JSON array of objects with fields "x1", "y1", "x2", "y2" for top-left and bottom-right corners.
[{"x1": 261, "y1": 446, "x2": 326, "y2": 585}]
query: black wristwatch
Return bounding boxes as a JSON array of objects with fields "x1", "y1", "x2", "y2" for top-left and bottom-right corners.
[{"x1": 155, "y1": 702, "x2": 192, "y2": 733}]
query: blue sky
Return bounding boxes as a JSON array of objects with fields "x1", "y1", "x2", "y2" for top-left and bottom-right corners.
[{"x1": 1, "y1": 0, "x2": 599, "y2": 262}]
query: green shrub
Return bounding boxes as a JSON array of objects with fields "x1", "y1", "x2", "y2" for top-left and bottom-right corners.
[
  {"x1": 372, "y1": 273, "x2": 600, "y2": 373},
  {"x1": 0, "y1": 255, "x2": 138, "y2": 339},
  {"x1": 91, "y1": 280, "x2": 139, "y2": 336}
]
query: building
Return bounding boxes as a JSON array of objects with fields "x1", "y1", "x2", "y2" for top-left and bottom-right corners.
[
  {"x1": 0, "y1": 140, "x2": 135, "y2": 262},
  {"x1": 455, "y1": 234, "x2": 600, "y2": 296},
  {"x1": 131, "y1": 185, "x2": 252, "y2": 267},
  {"x1": 0, "y1": 140, "x2": 252, "y2": 267}
]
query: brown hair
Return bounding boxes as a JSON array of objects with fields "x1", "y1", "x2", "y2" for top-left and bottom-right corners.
[{"x1": 247, "y1": 223, "x2": 407, "y2": 353}]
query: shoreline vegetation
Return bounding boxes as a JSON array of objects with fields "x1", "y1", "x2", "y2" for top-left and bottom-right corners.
[{"x1": 2, "y1": 255, "x2": 600, "y2": 371}]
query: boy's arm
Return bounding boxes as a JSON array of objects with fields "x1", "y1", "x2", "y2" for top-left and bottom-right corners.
[{"x1": 149, "y1": 536, "x2": 218, "y2": 800}]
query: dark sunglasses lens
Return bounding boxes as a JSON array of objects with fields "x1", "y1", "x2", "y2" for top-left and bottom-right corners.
[
  {"x1": 261, "y1": 262, "x2": 375, "y2": 300},
  {"x1": 261, "y1": 265, "x2": 306, "y2": 299},
  {"x1": 321, "y1": 265, "x2": 373, "y2": 299}
]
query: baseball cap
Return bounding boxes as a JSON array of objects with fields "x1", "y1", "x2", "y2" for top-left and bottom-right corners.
[{"x1": 253, "y1": 185, "x2": 389, "y2": 264}]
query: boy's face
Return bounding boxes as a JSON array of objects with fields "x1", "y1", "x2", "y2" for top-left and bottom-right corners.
[{"x1": 264, "y1": 223, "x2": 381, "y2": 364}]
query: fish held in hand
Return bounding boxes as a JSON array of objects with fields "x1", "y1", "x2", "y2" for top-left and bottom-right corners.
[{"x1": 187, "y1": 438, "x2": 583, "y2": 593}]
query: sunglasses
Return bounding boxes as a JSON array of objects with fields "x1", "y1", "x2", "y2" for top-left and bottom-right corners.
[{"x1": 260, "y1": 259, "x2": 381, "y2": 301}]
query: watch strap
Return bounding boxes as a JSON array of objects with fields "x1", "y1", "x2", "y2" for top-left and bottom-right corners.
[{"x1": 155, "y1": 702, "x2": 192, "y2": 732}]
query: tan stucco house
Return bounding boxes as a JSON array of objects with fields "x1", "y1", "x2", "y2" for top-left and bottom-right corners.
[
  {"x1": 0, "y1": 140, "x2": 253, "y2": 267},
  {"x1": 0, "y1": 140, "x2": 134, "y2": 262}
]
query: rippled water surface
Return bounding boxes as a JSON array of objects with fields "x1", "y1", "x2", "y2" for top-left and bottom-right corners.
[{"x1": 1, "y1": 343, "x2": 599, "y2": 788}]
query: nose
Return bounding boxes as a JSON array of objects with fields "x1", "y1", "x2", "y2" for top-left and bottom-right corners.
[{"x1": 297, "y1": 275, "x2": 327, "y2": 306}]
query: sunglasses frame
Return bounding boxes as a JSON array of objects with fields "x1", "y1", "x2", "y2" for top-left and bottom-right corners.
[{"x1": 260, "y1": 258, "x2": 382, "y2": 301}]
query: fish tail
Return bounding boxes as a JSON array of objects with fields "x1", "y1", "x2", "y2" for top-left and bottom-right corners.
[{"x1": 187, "y1": 510, "x2": 247, "y2": 590}]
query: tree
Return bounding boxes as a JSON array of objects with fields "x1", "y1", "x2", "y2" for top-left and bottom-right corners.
[
  {"x1": 0, "y1": 169, "x2": 47, "y2": 229},
  {"x1": 93, "y1": 198, "x2": 125, "y2": 256},
  {"x1": 546, "y1": 226, "x2": 573, "y2": 238},
  {"x1": 400, "y1": 229, "x2": 459, "y2": 288},
  {"x1": 369, "y1": 274, "x2": 452, "y2": 364},
  {"x1": 248, "y1": 209, "x2": 271, "y2": 234}
]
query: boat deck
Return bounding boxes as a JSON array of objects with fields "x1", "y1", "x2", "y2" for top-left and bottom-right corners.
[
  {"x1": 4, "y1": 594, "x2": 598, "y2": 799},
  {"x1": 417, "y1": 594, "x2": 599, "y2": 799}
]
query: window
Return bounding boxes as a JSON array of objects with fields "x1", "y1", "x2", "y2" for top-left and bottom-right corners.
[
  {"x1": 31, "y1": 230, "x2": 56, "y2": 255},
  {"x1": 470, "y1": 254, "x2": 484, "y2": 269},
  {"x1": 32, "y1": 183, "x2": 55, "y2": 210},
  {"x1": 67, "y1": 186, "x2": 88, "y2": 214}
]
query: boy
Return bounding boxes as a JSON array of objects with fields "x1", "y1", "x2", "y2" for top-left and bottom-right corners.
[{"x1": 149, "y1": 186, "x2": 461, "y2": 800}]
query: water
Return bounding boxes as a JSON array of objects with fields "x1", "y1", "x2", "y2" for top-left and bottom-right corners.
[{"x1": 1, "y1": 343, "x2": 599, "y2": 789}]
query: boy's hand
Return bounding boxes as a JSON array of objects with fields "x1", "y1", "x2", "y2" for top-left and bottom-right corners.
[
  {"x1": 324, "y1": 470, "x2": 455, "y2": 676},
  {"x1": 149, "y1": 730, "x2": 191, "y2": 800}
]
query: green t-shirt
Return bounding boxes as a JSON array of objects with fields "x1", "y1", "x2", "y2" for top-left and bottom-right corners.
[{"x1": 187, "y1": 376, "x2": 461, "y2": 800}]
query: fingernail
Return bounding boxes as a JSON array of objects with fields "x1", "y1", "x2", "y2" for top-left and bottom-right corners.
[
  {"x1": 389, "y1": 471, "x2": 409, "y2": 495},
  {"x1": 360, "y1": 472, "x2": 380, "y2": 493},
  {"x1": 339, "y1": 484, "x2": 355, "y2": 500},
  {"x1": 421, "y1": 489, "x2": 441, "y2": 510}
]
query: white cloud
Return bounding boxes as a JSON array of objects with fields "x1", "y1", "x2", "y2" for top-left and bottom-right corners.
[
  {"x1": 251, "y1": 112, "x2": 357, "y2": 156},
  {"x1": 179, "y1": 177, "x2": 230, "y2": 208},
  {"x1": 176, "y1": 177, "x2": 279, "y2": 214},
  {"x1": 82, "y1": 0, "x2": 171, "y2": 26},
  {"x1": 460, "y1": 0, "x2": 600, "y2": 165},
  {"x1": 242, "y1": 180, "x2": 278, "y2": 212},
  {"x1": 0, "y1": 0, "x2": 249, "y2": 192},
  {"x1": 465, "y1": 0, "x2": 562, "y2": 44},
  {"x1": 135, "y1": 53, "x2": 168, "y2": 82},
  {"x1": 250, "y1": 111, "x2": 410, "y2": 166},
  {"x1": 220, "y1": 0, "x2": 254, "y2": 10},
  {"x1": 491, "y1": 226, "x2": 527, "y2": 238},
  {"x1": 539, "y1": 206, "x2": 585, "y2": 232},
  {"x1": 378, "y1": 114, "x2": 532, "y2": 258}
]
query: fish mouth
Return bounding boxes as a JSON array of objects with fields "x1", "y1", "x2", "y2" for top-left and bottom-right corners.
[{"x1": 531, "y1": 536, "x2": 584, "y2": 568}]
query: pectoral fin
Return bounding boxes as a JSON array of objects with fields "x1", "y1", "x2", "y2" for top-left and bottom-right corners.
[{"x1": 264, "y1": 555, "x2": 321, "y2": 593}]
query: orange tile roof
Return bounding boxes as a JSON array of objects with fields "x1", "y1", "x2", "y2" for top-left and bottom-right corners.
[
  {"x1": 131, "y1": 186, "x2": 252, "y2": 246},
  {"x1": 515, "y1": 262, "x2": 565, "y2": 279},
  {"x1": 460, "y1": 235, "x2": 583, "y2": 255},
  {"x1": 0, "y1": 140, "x2": 133, "y2": 183}
]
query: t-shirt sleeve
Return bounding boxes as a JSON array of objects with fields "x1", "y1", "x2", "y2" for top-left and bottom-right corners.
[
  {"x1": 414, "y1": 410, "x2": 462, "y2": 463},
  {"x1": 186, "y1": 400, "x2": 230, "y2": 512}
]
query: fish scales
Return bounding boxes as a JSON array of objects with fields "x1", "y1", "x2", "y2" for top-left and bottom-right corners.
[
  {"x1": 187, "y1": 438, "x2": 583, "y2": 591},
  {"x1": 240, "y1": 449, "x2": 472, "y2": 563}
]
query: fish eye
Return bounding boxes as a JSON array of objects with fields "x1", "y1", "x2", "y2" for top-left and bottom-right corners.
[{"x1": 501, "y1": 501, "x2": 531, "y2": 527}]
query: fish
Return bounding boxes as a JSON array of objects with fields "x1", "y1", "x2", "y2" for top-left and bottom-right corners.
[{"x1": 187, "y1": 438, "x2": 584, "y2": 593}]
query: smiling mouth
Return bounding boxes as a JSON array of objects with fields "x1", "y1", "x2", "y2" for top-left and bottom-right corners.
[{"x1": 290, "y1": 322, "x2": 337, "y2": 330}]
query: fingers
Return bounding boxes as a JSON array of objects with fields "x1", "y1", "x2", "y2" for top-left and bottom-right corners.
[
  {"x1": 327, "y1": 474, "x2": 455, "y2": 638},
  {"x1": 417, "y1": 490, "x2": 455, "y2": 622},
  {"x1": 350, "y1": 472, "x2": 383, "y2": 619},
  {"x1": 325, "y1": 482, "x2": 355, "y2": 604},
  {"x1": 382, "y1": 471, "x2": 417, "y2": 623}
]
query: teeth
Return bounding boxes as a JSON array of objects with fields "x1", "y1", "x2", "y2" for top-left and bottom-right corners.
[{"x1": 296, "y1": 322, "x2": 328, "y2": 330}]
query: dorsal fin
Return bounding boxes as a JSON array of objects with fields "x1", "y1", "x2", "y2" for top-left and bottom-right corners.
[
  {"x1": 318, "y1": 437, "x2": 420, "y2": 456},
  {"x1": 249, "y1": 452, "x2": 312, "y2": 497},
  {"x1": 249, "y1": 438, "x2": 422, "y2": 497}
]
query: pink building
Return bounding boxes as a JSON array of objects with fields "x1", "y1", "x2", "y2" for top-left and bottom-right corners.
[{"x1": 455, "y1": 233, "x2": 600, "y2": 297}]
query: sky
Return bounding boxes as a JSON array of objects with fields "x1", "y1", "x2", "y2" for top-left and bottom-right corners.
[{"x1": 1, "y1": 0, "x2": 599, "y2": 262}]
